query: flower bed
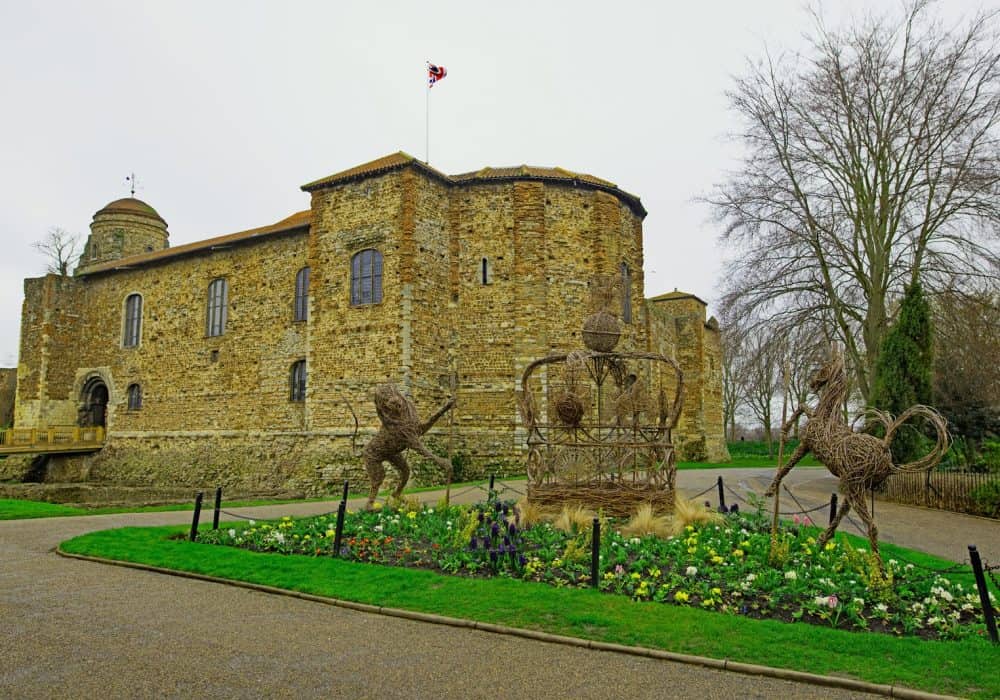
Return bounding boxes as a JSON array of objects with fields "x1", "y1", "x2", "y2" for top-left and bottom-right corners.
[{"x1": 197, "y1": 497, "x2": 997, "y2": 641}]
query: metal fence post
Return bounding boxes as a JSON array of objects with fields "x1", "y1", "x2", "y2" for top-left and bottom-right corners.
[
  {"x1": 212, "y1": 487, "x2": 222, "y2": 530},
  {"x1": 332, "y1": 499, "x2": 347, "y2": 557},
  {"x1": 189, "y1": 492, "x2": 204, "y2": 542},
  {"x1": 716, "y1": 476, "x2": 727, "y2": 513},
  {"x1": 828, "y1": 493, "x2": 838, "y2": 527},
  {"x1": 341, "y1": 480, "x2": 349, "y2": 502},
  {"x1": 591, "y1": 517, "x2": 601, "y2": 587},
  {"x1": 969, "y1": 545, "x2": 998, "y2": 644}
]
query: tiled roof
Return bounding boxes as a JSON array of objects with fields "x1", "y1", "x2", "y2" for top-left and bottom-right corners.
[
  {"x1": 301, "y1": 152, "x2": 450, "y2": 191},
  {"x1": 303, "y1": 152, "x2": 645, "y2": 216},
  {"x1": 648, "y1": 290, "x2": 708, "y2": 306},
  {"x1": 78, "y1": 210, "x2": 310, "y2": 276},
  {"x1": 95, "y1": 197, "x2": 166, "y2": 224}
]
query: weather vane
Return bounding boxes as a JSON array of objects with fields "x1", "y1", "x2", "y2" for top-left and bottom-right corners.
[{"x1": 125, "y1": 173, "x2": 141, "y2": 197}]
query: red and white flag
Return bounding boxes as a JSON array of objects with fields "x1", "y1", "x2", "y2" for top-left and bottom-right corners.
[{"x1": 427, "y1": 63, "x2": 447, "y2": 87}]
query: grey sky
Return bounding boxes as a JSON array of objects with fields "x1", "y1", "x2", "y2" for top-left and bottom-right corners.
[{"x1": 0, "y1": 0, "x2": 987, "y2": 367}]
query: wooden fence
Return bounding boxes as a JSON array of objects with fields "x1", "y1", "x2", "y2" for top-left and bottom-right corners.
[
  {"x1": 0, "y1": 426, "x2": 106, "y2": 455},
  {"x1": 876, "y1": 470, "x2": 1000, "y2": 518}
]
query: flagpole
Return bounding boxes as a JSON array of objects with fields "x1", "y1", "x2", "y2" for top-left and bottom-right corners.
[{"x1": 425, "y1": 62, "x2": 430, "y2": 164}]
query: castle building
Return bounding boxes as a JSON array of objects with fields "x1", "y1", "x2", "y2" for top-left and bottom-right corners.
[{"x1": 10, "y1": 152, "x2": 728, "y2": 492}]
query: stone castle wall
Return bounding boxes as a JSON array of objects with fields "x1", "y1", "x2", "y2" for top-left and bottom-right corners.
[{"x1": 13, "y1": 160, "x2": 729, "y2": 491}]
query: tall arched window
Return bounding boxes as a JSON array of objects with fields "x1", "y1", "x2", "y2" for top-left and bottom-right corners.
[
  {"x1": 123, "y1": 294, "x2": 142, "y2": 347},
  {"x1": 206, "y1": 278, "x2": 228, "y2": 336},
  {"x1": 620, "y1": 262, "x2": 632, "y2": 323},
  {"x1": 351, "y1": 249, "x2": 383, "y2": 306},
  {"x1": 290, "y1": 360, "x2": 306, "y2": 401},
  {"x1": 294, "y1": 267, "x2": 310, "y2": 321},
  {"x1": 127, "y1": 383, "x2": 142, "y2": 410}
]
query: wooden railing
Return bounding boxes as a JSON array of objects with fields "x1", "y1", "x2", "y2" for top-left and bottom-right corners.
[{"x1": 0, "y1": 426, "x2": 106, "y2": 455}]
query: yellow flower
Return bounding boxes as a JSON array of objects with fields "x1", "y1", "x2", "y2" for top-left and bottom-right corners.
[
  {"x1": 711, "y1": 587, "x2": 722, "y2": 597},
  {"x1": 326, "y1": 530, "x2": 335, "y2": 538},
  {"x1": 407, "y1": 511, "x2": 418, "y2": 519},
  {"x1": 649, "y1": 567, "x2": 661, "y2": 578},
  {"x1": 685, "y1": 525, "x2": 695, "y2": 533},
  {"x1": 732, "y1": 549, "x2": 744, "y2": 558},
  {"x1": 806, "y1": 537, "x2": 816, "y2": 545},
  {"x1": 701, "y1": 599, "x2": 716, "y2": 608},
  {"x1": 674, "y1": 591, "x2": 690, "y2": 602},
  {"x1": 631, "y1": 572, "x2": 641, "y2": 581},
  {"x1": 824, "y1": 542, "x2": 836, "y2": 551},
  {"x1": 740, "y1": 541, "x2": 750, "y2": 549},
  {"x1": 711, "y1": 556, "x2": 724, "y2": 565},
  {"x1": 687, "y1": 546, "x2": 698, "y2": 555},
  {"x1": 372, "y1": 502, "x2": 383, "y2": 511}
]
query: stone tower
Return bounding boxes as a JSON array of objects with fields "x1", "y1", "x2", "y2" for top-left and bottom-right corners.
[{"x1": 77, "y1": 197, "x2": 169, "y2": 272}]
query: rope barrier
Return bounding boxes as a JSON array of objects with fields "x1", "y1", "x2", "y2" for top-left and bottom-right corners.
[
  {"x1": 495, "y1": 480, "x2": 525, "y2": 496},
  {"x1": 685, "y1": 483, "x2": 716, "y2": 500}
]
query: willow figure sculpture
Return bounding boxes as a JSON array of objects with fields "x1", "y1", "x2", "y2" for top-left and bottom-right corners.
[
  {"x1": 362, "y1": 383, "x2": 455, "y2": 509},
  {"x1": 765, "y1": 351, "x2": 949, "y2": 570}
]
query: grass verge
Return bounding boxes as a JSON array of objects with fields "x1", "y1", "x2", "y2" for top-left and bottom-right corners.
[{"x1": 60, "y1": 526, "x2": 998, "y2": 699}]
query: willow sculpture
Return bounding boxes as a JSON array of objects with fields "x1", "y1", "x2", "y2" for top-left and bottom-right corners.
[
  {"x1": 765, "y1": 351, "x2": 949, "y2": 569},
  {"x1": 361, "y1": 383, "x2": 455, "y2": 509},
  {"x1": 519, "y1": 276, "x2": 685, "y2": 517}
]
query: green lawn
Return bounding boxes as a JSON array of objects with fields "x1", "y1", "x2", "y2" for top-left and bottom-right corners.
[{"x1": 60, "y1": 525, "x2": 999, "y2": 699}]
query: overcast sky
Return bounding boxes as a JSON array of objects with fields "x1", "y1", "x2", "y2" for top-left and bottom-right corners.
[{"x1": 0, "y1": 0, "x2": 988, "y2": 367}]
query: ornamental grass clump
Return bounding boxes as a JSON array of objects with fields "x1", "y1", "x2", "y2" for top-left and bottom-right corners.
[{"x1": 620, "y1": 503, "x2": 672, "y2": 539}]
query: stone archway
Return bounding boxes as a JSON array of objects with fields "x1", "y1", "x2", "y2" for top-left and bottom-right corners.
[{"x1": 80, "y1": 377, "x2": 109, "y2": 428}]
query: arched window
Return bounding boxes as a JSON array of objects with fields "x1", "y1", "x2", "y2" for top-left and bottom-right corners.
[
  {"x1": 620, "y1": 262, "x2": 632, "y2": 323},
  {"x1": 206, "y1": 278, "x2": 228, "y2": 336},
  {"x1": 351, "y1": 249, "x2": 383, "y2": 306},
  {"x1": 123, "y1": 294, "x2": 142, "y2": 347},
  {"x1": 294, "y1": 267, "x2": 310, "y2": 321},
  {"x1": 290, "y1": 360, "x2": 306, "y2": 401},
  {"x1": 481, "y1": 257, "x2": 491, "y2": 285},
  {"x1": 127, "y1": 383, "x2": 142, "y2": 410}
]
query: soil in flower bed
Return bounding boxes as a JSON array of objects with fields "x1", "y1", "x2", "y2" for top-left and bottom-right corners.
[{"x1": 196, "y1": 496, "x2": 997, "y2": 641}]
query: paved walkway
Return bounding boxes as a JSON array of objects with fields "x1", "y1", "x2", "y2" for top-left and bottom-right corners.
[{"x1": 2, "y1": 469, "x2": 996, "y2": 699}]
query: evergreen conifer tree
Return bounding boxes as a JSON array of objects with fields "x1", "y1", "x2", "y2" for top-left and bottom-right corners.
[{"x1": 870, "y1": 280, "x2": 933, "y2": 464}]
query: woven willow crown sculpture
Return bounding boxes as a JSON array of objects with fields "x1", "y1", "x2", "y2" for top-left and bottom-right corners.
[{"x1": 519, "y1": 276, "x2": 685, "y2": 517}]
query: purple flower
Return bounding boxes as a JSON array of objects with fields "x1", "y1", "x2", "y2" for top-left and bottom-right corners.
[
  {"x1": 518, "y1": 554, "x2": 527, "y2": 567},
  {"x1": 489, "y1": 549, "x2": 498, "y2": 563},
  {"x1": 491, "y1": 522, "x2": 501, "y2": 537},
  {"x1": 478, "y1": 511, "x2": 485, "y2": 523},
  {"x1": 469, "y1": 536, "x2": 478, "y2": 550},
  {"x1": 503, "y1": 535, "x2": 511, "y2": 547},
  {"x1": 508, "y1": 522, "x2": 517, "y2": 536},
  {"x1": 502, "y1": 504, "x2": 509, "y2": 516}
]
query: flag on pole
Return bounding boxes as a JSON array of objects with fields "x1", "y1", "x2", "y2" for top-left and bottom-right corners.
[{"x1": 428, "y1": 63, "x2": 447, "y2": 87}]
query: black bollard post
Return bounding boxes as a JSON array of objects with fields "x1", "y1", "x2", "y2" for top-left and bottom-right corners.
[
  {"x1": 717, "y1": 476, "x2": 727, "y2": 513},
  {"x1": 969, "y1": 545, "x2": 998, "y2": 644},
  {"x1": 489, "y1": 473, "x2": 496, "y2": 495},
  {"x1": 341, "y1": 480, "x2": 349, "y2": 502},
  {"x1": 590, "y1": 517, "x2": 601, "y2": 588},
  {"x1": 212, "y1": 487, "x2": 222, "y2": 530},
  {"x1": 189, "y1": 491, "x2": 204, "y2": 542},
  {"x1": 332, "y1": 499, "x2": 347, "y2": 557},
  {"x1": 828, "y1": 493, "x2": 838, "y2": 527}
]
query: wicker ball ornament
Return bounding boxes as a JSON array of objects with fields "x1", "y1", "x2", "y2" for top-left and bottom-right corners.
[
  {"x1": 582, "y1": 311, "x2": 621, "y2": 352},
  {"x1": 554, "y1": 392, "x2": 586, "y2": 427}
]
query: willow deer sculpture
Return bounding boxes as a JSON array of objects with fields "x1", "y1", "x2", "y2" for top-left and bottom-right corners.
[{"x1": 765, "y1": 351, "x2": 949, "y2": 570}]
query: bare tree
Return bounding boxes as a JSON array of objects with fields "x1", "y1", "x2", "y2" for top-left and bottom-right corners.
[
  {"x1": 720, "y1": 327, "x2": 744, "y2": 441},
  {"x1": 33, "y1": 227, "x2": 82, "y2": 276},
  {"x1": 932, "y1": 283, "x2": 1000, "y2": 459},
  {"x1": 736, "y1": 326, "x2": 783, "y2": 456},
  {"x1": 708, "y1": 2, "x2": 1000, "y2": 402}
]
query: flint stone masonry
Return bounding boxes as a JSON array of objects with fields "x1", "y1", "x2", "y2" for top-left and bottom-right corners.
[{"x1": 13, "y1": 153, "x2": 728, "y2": 492}]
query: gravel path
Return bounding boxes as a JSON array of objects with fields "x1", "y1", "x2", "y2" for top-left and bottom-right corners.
[{"x1": 3, "y1": 468, "x2": 995, "y2": 699}]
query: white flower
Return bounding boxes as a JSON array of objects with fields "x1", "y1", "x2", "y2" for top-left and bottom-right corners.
[
  {"x1": 686, "y1": 566, "x2": 698, "y2": 577},
  {"x1": 853, "y1": 598, "x2": 865, "y2": 607},
  {"x1": 427, "y1": 508, "x2": 434, "y2": 514},
  {"x1": 876, "y1": 603, "x2": 888, "y2": 613},
  {"x1": 784, "y1": 571, "x2": 797, "y2": 580},
  {"x1": 248, "y1": 520, "x2": 256, "y2": 526},
  {"x1": 745, "y1": 573, "x2": 756, "y2": 582},
  {"x1": 961, "y1": 603, "x2": 974, "y2": 612},
  {"x1": 630, "y1": 537, "x2": 642, "y2": 545},
  {"x1": 374, "y1": 525, "x2": 383, "y2": 532},
  {"x1": 227, "y1": 528, "x2": 237, "y2": 538}
]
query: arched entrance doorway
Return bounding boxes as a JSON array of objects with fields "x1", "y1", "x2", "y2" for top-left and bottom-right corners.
[{"x1": 80, "y1": 377, "x2": 109, "y2": 428}]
